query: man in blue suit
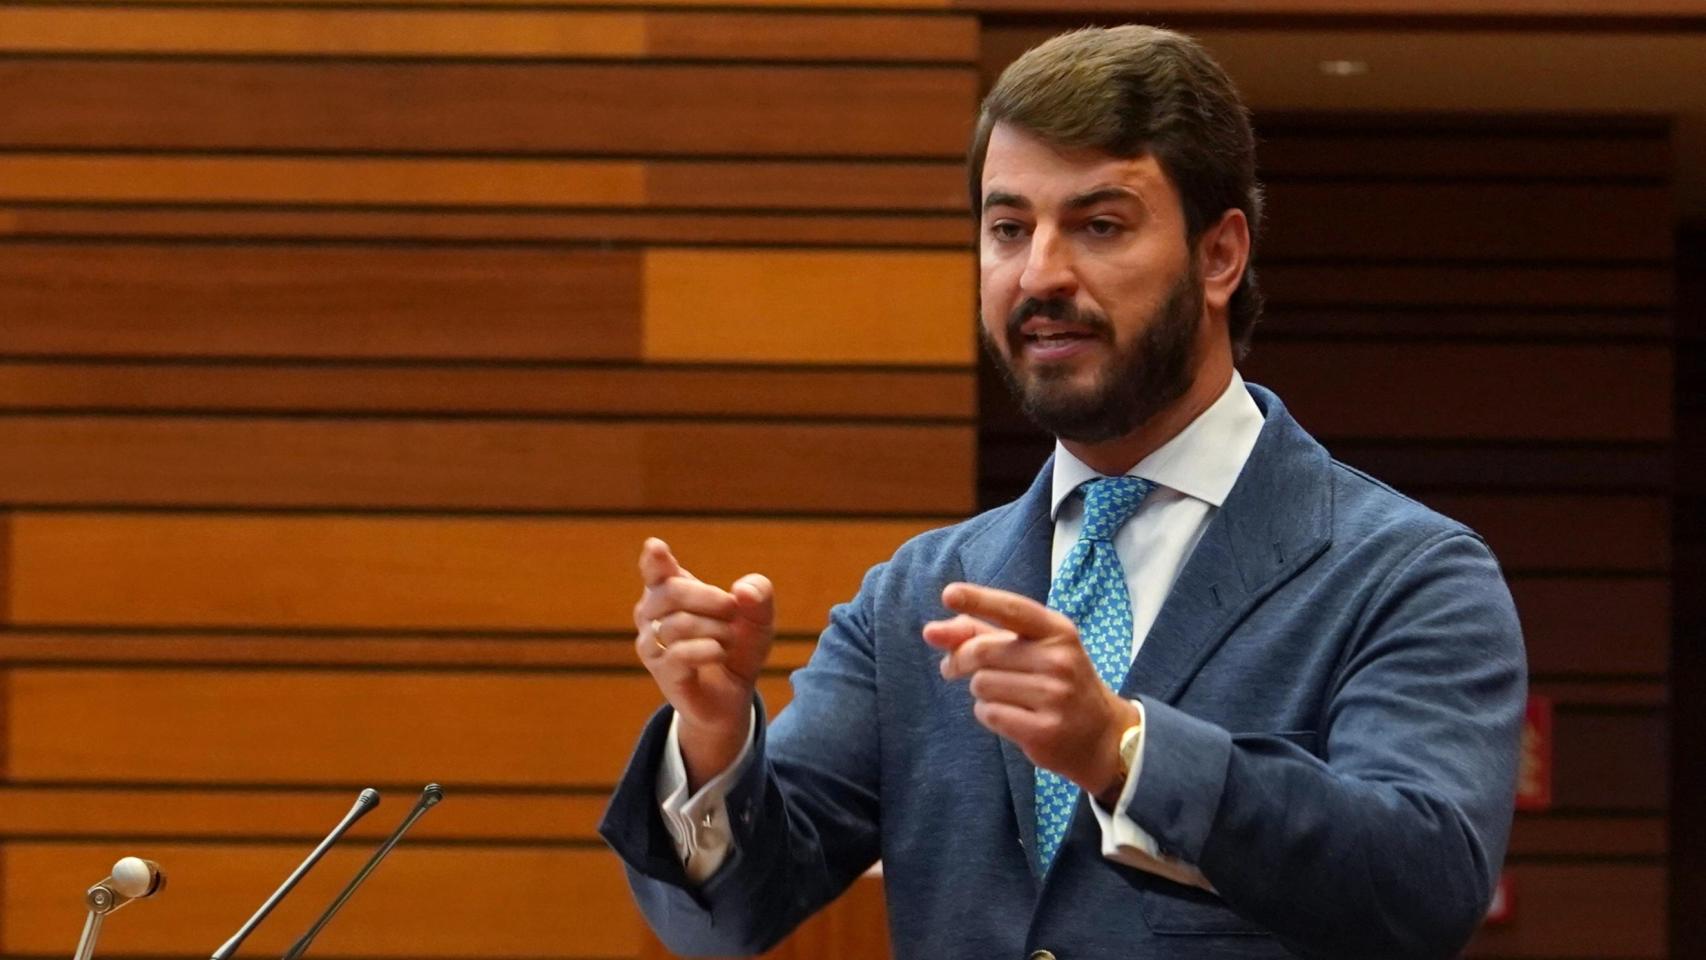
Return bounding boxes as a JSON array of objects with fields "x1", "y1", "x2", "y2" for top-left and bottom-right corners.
[{"x1": 601, "y1": 24, "x2": 1525, "y2": 960}]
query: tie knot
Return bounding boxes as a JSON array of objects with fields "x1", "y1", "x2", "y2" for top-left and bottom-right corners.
[{"x1": 1079, "y1": 476, "x2": 1153, "y2": 542}]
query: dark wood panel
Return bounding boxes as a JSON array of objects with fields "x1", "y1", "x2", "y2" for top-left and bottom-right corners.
[
  {"x1": 1466, "y1": 864, "x2": 1666, "y2": 958},
  {"x1": 0, "y1": 416, "x2": 975, "y2": 514},
  {"x1": 647, "y1": 11, "x2": 976, "y2": 61},
  {"x1": 1552, "y1": 710, "x2": 1668, "y2": 811},
  {"x1": 1262, "y1": 263, "x2": 1672, "y2": 309},
  {"x1": 4, "y1": 666, "x2": 791, "y2": 786},
  {"x1": 0, "y1": 632, "x2": 820, "y2": 671},
  {"x1": 1423, "y1": 495, "x2": 1669, "y2": 572},
  {"x1": 1509, "y1": 814, "x2": 1668, "y2": 858},
  {"x1": 1257, "y1": 308, "x2": 1671, "y2": 340},
  {"x1": 2, "y1": 842, "x2": 641, "y2": 957},
  {"x1": 1242, "y1": 343, "x2": 1672, "y2": 442},
  {"x1": 5, "y1": 513, "x2": 935, "y2": 631},
  {"x1": 0, "y1": 243, "x2": 641, "y2": 360},
  {"x1": 1258, "y1": 132, "x2": 1672, "y2": 181},
  {"x1": 1513, "y1": 578, "x2": 1669, "y2": 676},
  {"x1": 1, "y1": 206, "x2": 971, "y2": 247},
  {"x1": 0, "y1": 362, "x2": 977, "y2": 419},
  {"x1": 1262, "y1": 182, "x2": 1671, "y2": 261},
  {"x1": 1328, "y1": 443, "x2": 1670, "y2": 493},
  {"x1": 0, "y1": 61, "x2": 976, "y2": 157}
]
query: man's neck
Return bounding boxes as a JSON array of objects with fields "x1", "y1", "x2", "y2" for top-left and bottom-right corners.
[{"x1": 1060, "y1": 357, "x2": 1235, "y2": 477}]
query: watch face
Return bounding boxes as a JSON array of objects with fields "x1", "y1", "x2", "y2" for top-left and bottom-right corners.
[{"x1": 1118, "y1": 724, "x2": 1142, "y2": 774}]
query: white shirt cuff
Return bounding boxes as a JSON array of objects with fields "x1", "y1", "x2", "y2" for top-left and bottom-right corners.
[
  {"x1": 1087, "y1": 700, "x2": 1215, "y2": 892},
  {"x1": 656, "y1": 707, "x2": 757, "y2": 884}
]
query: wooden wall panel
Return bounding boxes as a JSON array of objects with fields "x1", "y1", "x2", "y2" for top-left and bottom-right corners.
[
  {"x1": 0, "y1": 418, "x2": 974, "y2": 513},
  {"x1": 0, "y1": 362, "x2": 977, "y2": 420},
  {"x1": 0, "y1": 62, "x2": 976, "y2": 156},
  {"x1": 4, "y1": 514, "x2": 937, "y2": 631},
  {"x1": 4, "y1": 668, "x2": 794, "y2": 786}
]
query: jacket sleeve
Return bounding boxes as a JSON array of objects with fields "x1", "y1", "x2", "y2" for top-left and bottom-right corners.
[
  {"x1": 599, "y1": 564, "x2": 887, "y2": 957},
  {"x1": 1125, "y1": 530, "x2": 1526, "y2": 960}
]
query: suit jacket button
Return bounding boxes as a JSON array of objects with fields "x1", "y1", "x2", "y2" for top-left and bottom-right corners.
[{"x1": 1028, "y1": 951, "x2": 1057, "y2": 960}]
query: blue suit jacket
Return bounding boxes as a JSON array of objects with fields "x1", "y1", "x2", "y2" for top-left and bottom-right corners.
[{"x1": 601, "y1": 384, "x2": 1526, "y2": 960}]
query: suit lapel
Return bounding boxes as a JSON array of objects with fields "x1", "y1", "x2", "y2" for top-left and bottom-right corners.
[
  {"x1": 1121, "y1": 384, "x2": 1335, "y2": 704},
  {"x1": 958, "y1": 462, "x2": 1054, "y2": 881}
]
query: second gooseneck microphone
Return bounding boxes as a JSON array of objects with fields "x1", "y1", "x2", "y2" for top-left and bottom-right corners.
[
  {"x1": 211, "y1": 788, "x2": 380, "y2": 960},
  {"x1": 282, "y1": 783, "x2": 445, "y2": 960}
]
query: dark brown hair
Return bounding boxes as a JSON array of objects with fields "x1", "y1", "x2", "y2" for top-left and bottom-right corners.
[{"x1": 970, "y1": 26, "x2": 1265, "y2": 357}]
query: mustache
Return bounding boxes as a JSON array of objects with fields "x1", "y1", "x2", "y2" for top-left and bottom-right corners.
[{"x1": 1005, "y1": 297, "x2": 1112, "y2": 337}]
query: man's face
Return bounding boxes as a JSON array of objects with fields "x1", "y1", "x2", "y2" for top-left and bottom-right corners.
[{"x1": 978, "y1": 122, "x2": 1203, "y2": 444}]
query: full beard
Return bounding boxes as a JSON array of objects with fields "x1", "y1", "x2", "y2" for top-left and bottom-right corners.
[{"x1": 983, "y1": 267, "x2": 1202, "y2": 444}]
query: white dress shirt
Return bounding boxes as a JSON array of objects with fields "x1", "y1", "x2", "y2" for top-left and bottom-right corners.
[{"x1": 658, "y1": 372, "x2": 1265, "y2": 887}]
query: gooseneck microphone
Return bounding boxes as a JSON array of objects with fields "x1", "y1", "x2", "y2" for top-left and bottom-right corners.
[
  {"x1": 74, "y1": 857, "x2": 167, "y2": 960},
  {"x1": 281, "y1": 784, "x2": 445, "y2": 960},
  {"x1": 211, "y1": 788, "x2": 380, "y2": 960}
]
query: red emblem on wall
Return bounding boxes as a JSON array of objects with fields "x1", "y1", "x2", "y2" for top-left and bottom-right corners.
[{"x1": 1516, "y1": 694, "x2": 1552, "y2": 812}]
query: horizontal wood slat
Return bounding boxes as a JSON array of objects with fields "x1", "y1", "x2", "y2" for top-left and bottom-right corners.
[
  {"x1": 0, "y1": 244, "x2": 644, "y2": 361},
  {"x1": 0, "y1": 417, "x2": 975, "y2": 513},
  {"x1": 1261, "y1": 182, "x2": 1672, "y2": 261},
  {"x1": 1243, "y1": 343, "x2": 1672, "y2": 441},
  {"x1": 0, "y1": 633, "x2": 820, "y2": 671},
  {"x1": 1257, "y1": 307, "x2": 1670, "y2": 340},
  {"x1": 1262, "y1": 263, "x2": 1673, "y2": 309},
  {"x1": 3, "y1": 667, "x2": 792, "y2": 786},
  {"x1": 1422, "y1": 494, "x2": 1670, "y2": 572},
  {"x1": 1552, "y1": 709, "x2": 1668, "y2": 811},
  {"x1": 0, "y1": 363, "x2": 977, "y2": 419},
  {"x1": 0, "y1": 155, "x2": 963, "y2": 211},
  {"x1": 1, "y1": 842, "x2": 642, "y2": 957},
  {"x1": 1466, "y1": 864, "x2": 1666, "y2": 959},
  {"x1": 0, "y1": 206, "x2": 971, "y2": 248},
  {"x1": 0, "y1": 8, "x2": 977, "y2": 62},
  {"x1": 1257, "y1": 132, "x2": 1672, "y2": 181},
  {"x1": 1514, "y1": 578, "x2": 1669, "y2": 676},
  {"x1": 4, "y1": 514, "x2": 937, "y2": 631},
  {"x1": 0, "y1": 61, "x2": 977, "y2": 157},
  {"x1": 1508, "y1": 814, "x2": 1667, "y2": 859},
  {"x1": 643, "y1": 249, "x2": 973, "y2": 364},
  {"x1": 1, "y1": 244, "x2": 972, "y2": 365}
]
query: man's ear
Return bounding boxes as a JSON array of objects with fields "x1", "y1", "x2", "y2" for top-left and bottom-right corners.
[{"x1": 1197, "y1": 208, "x2": 1251, "y2": 314}]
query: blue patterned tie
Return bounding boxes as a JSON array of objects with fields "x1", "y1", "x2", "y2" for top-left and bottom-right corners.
[{"x1": 1034, "y1": 475, "x2": 1154, "y2": 872}]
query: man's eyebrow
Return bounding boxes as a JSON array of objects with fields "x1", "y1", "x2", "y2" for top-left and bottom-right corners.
[
  {"x1": 982, "y1": 191, "x2": 1028, "y2": 213},
  {"x1": 1065, "y1": 186, "x2": 1143, "y2": 211}
]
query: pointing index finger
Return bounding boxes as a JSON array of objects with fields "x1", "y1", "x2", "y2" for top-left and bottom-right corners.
[{"x1": 941, "y1": 582, "x2": 1068, "y2": 640}]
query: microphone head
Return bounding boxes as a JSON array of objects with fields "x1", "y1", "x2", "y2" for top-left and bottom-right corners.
[
  {"x1": 420, "y1": 783, "x2": 444, "y2": 808},
  {"x1": 356, "y1": 788, "x2": 381, "y2": 809},
  {"x1": 111, "y1": 857, "x2": 164, "y2": 899}
]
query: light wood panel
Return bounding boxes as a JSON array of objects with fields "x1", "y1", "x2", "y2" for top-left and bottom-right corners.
[
  {"x1": 1, "y1": 843, "x2": 642, "y2": 957},
  {"x1": 3, "y1": 667, "x2": 792, "y2": 785},
  {"x1": 644, "y1": 249, "x2": 974, "y2": 364},
  {"x1": 0, "y1": 155, "x2": 962, "y2": 211},
  {"x1": 0, "y1": 417, "x2": 975, "y2": 513},
  {"x1": 0, "y1": 62, "x2": 977, "y2": 157},
  {"x1": 4, "y1": 514, "x2": 937, "y2": 631},
  {"x1": 0, "y1": 633, "x2": 820, "y2": 671},
  {"x1": 0, "y1": 8, "x2": 976, "y2": 61},
  {"x1": 0, "y1": 362, "x2": 977, "y2": 419}
]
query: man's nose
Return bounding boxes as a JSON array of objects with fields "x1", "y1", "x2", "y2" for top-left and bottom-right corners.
[{"x1": 1019, "y1": 226, "x2": 1077, "y2": 301}]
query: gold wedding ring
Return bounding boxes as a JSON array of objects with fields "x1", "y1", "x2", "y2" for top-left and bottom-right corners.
[{"x1": 650, "y1": 618, "x2": 668, "y2": 651}]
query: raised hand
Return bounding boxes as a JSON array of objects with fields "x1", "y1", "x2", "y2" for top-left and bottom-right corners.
[
  {"x1": 633, "y1": 537, "x2": 775, "y2": 789},
  {"x1": 923, "y1": 582, "x2": 1139, "y2": 800}
]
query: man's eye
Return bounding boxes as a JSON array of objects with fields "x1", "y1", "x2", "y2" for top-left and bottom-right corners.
[
  {"x1": 1084, "y1": 219, "x2": 1123, "y2": 237},
  {"x1": 989, "y1": 222, "x2": 1026, "y2": 241}
]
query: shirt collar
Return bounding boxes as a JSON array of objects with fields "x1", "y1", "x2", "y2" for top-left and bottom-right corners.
[{"x1": 1049, "y1": 370, "x2": 1264, "y2": 520}]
